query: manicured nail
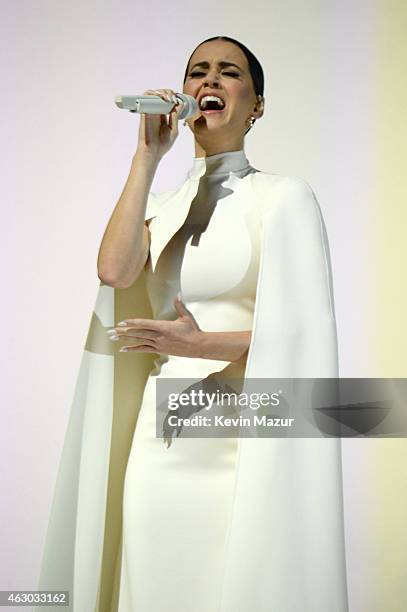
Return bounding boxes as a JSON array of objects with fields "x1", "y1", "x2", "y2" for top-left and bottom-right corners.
[
  {"x1": 119, "y1": 347, "x2": 129, "y2": 352},
  {"x1": 109, "y1": 335, "x2": 119, "y2": 341},
  {"x1": 117, "y1": 321, "x2": 127, "y2": 326}
]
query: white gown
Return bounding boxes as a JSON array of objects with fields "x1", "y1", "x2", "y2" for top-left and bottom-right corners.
[
  {"x1": 117, "y1": 150, "x2": 261, "y2": 611},
  {"x1": 34, "y1": 148, "x2": 348, "y2": 612}
]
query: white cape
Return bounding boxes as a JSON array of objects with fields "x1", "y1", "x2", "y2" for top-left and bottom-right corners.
[{"x1": 36, "y1": 167, "x2": 349, "y2": 611}]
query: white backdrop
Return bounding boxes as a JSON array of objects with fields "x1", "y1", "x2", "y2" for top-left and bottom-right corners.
[{"x1": 1, "y1": 1, "x2": 377, "y2": 609}]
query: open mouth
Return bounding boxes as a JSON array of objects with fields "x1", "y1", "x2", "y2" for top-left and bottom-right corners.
[{"x1": 198, "y1": 95, "x2": 225, "y2": 114}]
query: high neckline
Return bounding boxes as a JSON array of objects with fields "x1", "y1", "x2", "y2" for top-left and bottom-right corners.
[{"x1": 187, "y1": 149, "x2": 251, "y2": 180}]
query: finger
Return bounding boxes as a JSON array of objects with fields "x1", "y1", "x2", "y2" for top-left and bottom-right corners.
[
  {"x1": 171, "y1": 98, "x2": 185, "y2": 130},
  {"x1": 159, "y1": 89, "x2": 177, "y2": 104},
  {"x1": 107, "y1": 325, "x2": 159, "y2": 335},
  {"x1": 115, "y1": 318, "x2": 161, "y2": 331},
  {"x1": 168, "y1": 108, "x2": 174, "y2": 131},
  {"x1": 140, "y1": 112, "x2": 148, "y2": 146},
  {"x1": 118, "y1": 337, "x2": 157, "y2": 347},
  {"x1": 143, "y1": 89, "x2": 168, "y2": 98},
  {"x1": 164, "y1": 89, "x2": 178, "y2": 104},
  {"x1": 168, "y1": 105, "x2": 180, "y2": 134},
  {"x1": 110, "y1": 329, "x2": 160, "y2": 340},
  {"x1": 142, "y1": 113, "x2": 153, "y2": 146},
  {"x1": 173, "y1": 295, "x2": 192, "y2": 316},
  {"x1": 145, "y1": 89, "x2": 176, "y2": 104},
  {"x1": 160, "y1": 113, "x2": 168, "y2": 130},
  {"x1": 119, "y1": 344, "x2": 157, "y2": 353}
]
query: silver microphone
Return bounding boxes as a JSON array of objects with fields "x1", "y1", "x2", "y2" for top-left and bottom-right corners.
[{"x1": 115, "y1": 93, "x2": 198, "y2": 120}]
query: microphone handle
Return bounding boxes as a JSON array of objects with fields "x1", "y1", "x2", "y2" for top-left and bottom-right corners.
[
  {"x1": 115, "y1": 93, "x2": 197, "y2": 120},
  {"x1": 133, "y1": 96, "x2": 174, "y2": 114}
]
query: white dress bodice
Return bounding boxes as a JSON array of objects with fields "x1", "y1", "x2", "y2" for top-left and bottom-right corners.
[{"x1": 144, "y1": 149, "x2": 261, "y2": 378}]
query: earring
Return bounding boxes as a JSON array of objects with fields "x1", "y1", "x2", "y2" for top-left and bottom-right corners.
[{"x1": 248, "y1": 116, "x2": 255, "y2": 129}]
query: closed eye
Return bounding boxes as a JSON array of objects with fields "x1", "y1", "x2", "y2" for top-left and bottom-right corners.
[{"x1": 190, "y1": 71, "x2": 239, "y2": 78}]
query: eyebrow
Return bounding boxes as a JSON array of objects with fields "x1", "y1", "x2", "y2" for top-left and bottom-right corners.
[{"x1": 189, "y1": 60, "x2": 243, "y2": 72}]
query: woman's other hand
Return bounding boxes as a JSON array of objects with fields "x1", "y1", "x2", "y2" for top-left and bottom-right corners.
[
  {"x1": 106, "y1": 294, "x2": 204, "y2": 357},
  {"x1": 107, "y1": 293, "x2": 252, "y2": 361}
]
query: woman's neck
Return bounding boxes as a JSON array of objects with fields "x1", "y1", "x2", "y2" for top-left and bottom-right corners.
[{"x1": 194, "y1": 136, "x2": 245, "y2": 158}]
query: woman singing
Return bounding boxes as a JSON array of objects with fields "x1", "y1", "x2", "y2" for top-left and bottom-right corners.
[{"x1": 36, "y1": 35, "x2": 348, "y2": 612}]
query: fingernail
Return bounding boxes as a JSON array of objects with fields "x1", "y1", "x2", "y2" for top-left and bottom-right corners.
[
  {"x1": 177, "y1": 291, "x2": 182, "y2": 301},
  {"x1": 109, "y1": 335, "x2": 119, "y2": 341},
  {"x1": 117, "y1": 321, "x2": 127, "y2": 326},
  {"x1": 107, "y1": 328, "x2": 117, "y2": 334},
  {"x1": 119, "y1": 347, "x2": 129, "y2": 352}
]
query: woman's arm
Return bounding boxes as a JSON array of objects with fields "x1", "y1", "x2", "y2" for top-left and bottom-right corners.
[
  {"x1": 98, "y1": 92, "x2": 188, "y2": 288},
  {"x1": 97, "y1": 151, "x2": 160, "y2": 288},
  {"x1": 108, "y1": 296, "x2": 252, "y2": 363},
  {"x1": 198, "y1": 331, "x2": 252, "y2": 362}
]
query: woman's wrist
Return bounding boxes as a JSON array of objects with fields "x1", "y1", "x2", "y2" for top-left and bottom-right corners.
[
  {"x1": 132, "y1": 149, "x2": 162, "y2": 171},
  {"x1": 198, "y1": 330, "x2": 252, "y2": 362}
]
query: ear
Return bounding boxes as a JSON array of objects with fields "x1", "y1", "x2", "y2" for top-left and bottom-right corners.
[{"x1": 253, "y1": 95, "x2": 265, "y2": 120}]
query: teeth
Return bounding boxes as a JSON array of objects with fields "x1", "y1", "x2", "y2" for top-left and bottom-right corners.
[{"x1": 199, "y1": 95, "x2": 225, "y2": 110}]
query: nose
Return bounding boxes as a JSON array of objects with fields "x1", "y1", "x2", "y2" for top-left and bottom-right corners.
[{"x1": 203, "y1": 71, "x2": 220, "y2": 88}]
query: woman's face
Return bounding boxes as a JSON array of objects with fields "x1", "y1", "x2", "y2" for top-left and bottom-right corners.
[{"x1": 182, "y1": 39, "x2": 263, "y2": 140}]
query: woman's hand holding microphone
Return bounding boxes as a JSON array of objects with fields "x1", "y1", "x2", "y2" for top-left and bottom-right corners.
[{"x1": 136, "y1": 88, "x2": 198, "y2": 162}]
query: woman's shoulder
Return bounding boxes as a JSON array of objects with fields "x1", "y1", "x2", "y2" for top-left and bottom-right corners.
[
  {"x1": 145, "y1": 170, "x2": 322, "y2": 222},
  {"x1": 250, "y1": 170, "x2": 321, "y2": 219}
]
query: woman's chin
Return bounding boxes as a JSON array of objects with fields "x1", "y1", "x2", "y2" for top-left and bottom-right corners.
[{"x1": 192, "y1": 115, "x2": 226, "y2": 130}]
